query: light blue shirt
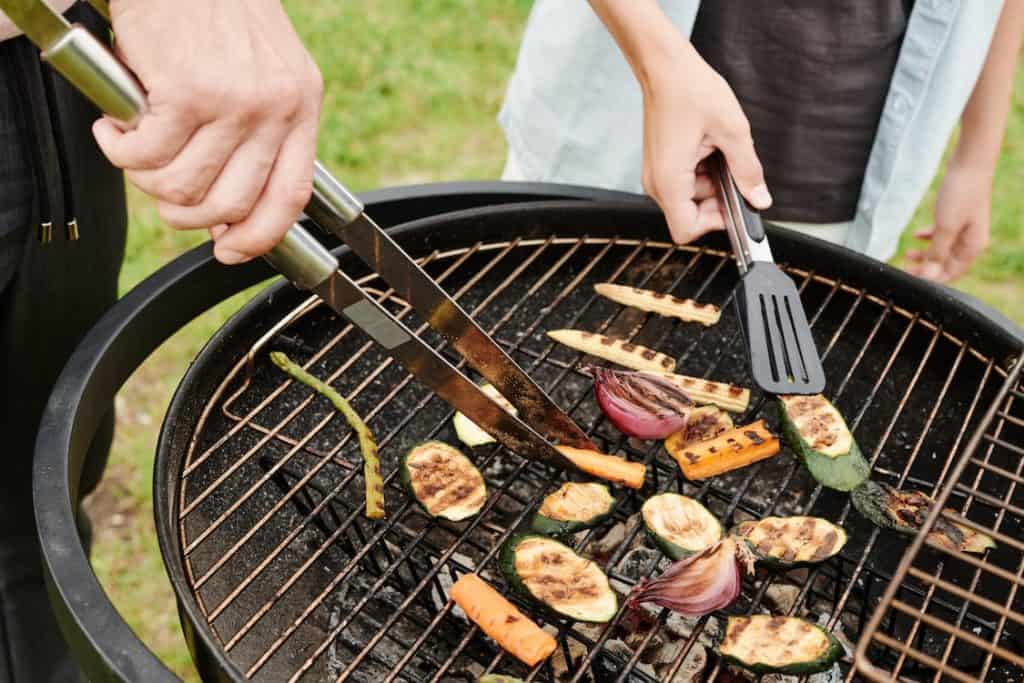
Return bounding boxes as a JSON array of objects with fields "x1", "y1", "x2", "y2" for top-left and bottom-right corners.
[{"x1": 499, "y1": 0, "x2": 1003, "y2": 261}]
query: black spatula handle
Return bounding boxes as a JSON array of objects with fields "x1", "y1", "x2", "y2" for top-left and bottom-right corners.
[{"x1": 710, "y1": 154, "x2": 774, "y2": 270}]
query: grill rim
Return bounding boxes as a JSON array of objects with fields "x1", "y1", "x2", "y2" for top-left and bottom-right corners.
[
  {"x1": 32, "y1": 187, "x2": 1023, "y2": 683},
  {"x1": 159, "y1": 201, "x2": 1022, "y2": 682}
]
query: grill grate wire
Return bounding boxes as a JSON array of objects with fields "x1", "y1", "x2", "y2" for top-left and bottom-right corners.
[
  {"x1": 856, "y1": 358, "x2": 1023, "y2": 683},
  {"x1": 173, "y1": 236, "x2": 1018, "y2": 682}
]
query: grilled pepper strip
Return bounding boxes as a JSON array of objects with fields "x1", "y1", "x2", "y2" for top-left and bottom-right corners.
[{"x1": 271, "y1": 352, "x2": 385, "y2": 519}]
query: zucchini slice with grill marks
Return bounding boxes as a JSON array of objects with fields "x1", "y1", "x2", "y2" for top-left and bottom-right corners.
[
  {"x1": 452, "y1": 383, "x2": 517, "y2": 447},
  {"x1": 642, "y1": 493, "x2": 722, "y2": 560},
  {"x1": 499, "y1": 534, "x2": 617, "y2": 623},
  {"x1": 718, "y1": 615, "x2": 843, "y2": 675},
  {"x1": 530, "y1": 482, "x2": 615, "y2": 536},
  {"x1": 732, "y1": 516, "x2": 847, "y2": 568},
  {"x1": 779, "y1": 395, "x2": 870, "y2": 491},
  {"x1": 401, "y1": 441, "x2": 486, "y2": 521},
  {"x1": 851, "y1": 480, "x2": 996, "y2": 553}
]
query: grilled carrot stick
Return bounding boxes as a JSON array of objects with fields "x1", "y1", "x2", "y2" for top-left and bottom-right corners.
[
  {"x1": 547, "y1": 329, "x2": 676, "y2": 373},
  {"x1": 450, "y1": 574, "x2": 556, "y2": 667},
  {"x1": 555, "y1": 445, "x2": 647, "y2": 489},
  {"x1": 595, "y1": 283, "x2": 721, "y2": 326},
  {"x1": 271, "y1": 352, "x2": 385, "y2": 519}
]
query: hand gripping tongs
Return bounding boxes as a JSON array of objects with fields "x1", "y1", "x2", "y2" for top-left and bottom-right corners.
[{"x1": 3, "y1": 0, "x2": 597, "y2": 472}]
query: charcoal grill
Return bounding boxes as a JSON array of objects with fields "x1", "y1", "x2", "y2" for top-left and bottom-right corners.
[{"x1": 34, "y1": 183, "x2": 1023, "y2": 682}]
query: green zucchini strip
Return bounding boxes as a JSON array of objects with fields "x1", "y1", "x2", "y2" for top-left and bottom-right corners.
[
  {"x1": 718, "y1": 615, "x2": 843, "y2": 675},
  {"x1": 271, "y1": 351, "x2": 384, "y2": 519}
]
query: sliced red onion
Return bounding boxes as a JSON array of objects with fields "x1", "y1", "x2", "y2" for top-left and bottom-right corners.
[
  {"x1": 585, "y1": 365, "x2": 694, "y2": 439},
  {"x1": 627, "y1": 537, "x2": 752, "y2": 617}
]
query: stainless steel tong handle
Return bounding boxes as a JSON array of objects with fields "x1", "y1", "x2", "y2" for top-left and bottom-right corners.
[
  {"x1": 712, "y1": 155, "x2": 774, "y2": 274},
  {"x1": 43, "y1": 24, "x2": 338, "y2": 291}
]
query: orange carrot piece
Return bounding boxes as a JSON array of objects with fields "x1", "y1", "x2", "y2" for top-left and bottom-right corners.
[
  {"x1": 450, "y1": 574, "x2": 556, "y2": 666},
  {"x1": 555, "y1": 445, "x2": 647, "y2": 489},
  {"x1": 666, "y1": 420, "x2": 779, "y2": 480}
]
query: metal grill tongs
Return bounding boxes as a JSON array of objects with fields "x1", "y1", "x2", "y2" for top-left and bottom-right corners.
[{"x1": 4, "y1": 0, "x2": 596, "y2": 472}]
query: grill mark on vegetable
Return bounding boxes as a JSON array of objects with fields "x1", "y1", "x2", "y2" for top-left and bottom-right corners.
[
  {"x1": 814, "y1": 531, "x2": 839, "y2": 560},
  {"x1": 728, "y1": 385, "x2": 744, "y2": 396},
  {"x1": 744, "y1": 430, "x2": 765, "y2": 445},
  {"x1": 728, "y1": 617, "x2": 752, "y2": 643},
  {"x1": 641, "y1": 349, "x2": 656, "y2": 360},
  {"x1": 661, "y1": 358, "x2": 673, "y2": 368}
]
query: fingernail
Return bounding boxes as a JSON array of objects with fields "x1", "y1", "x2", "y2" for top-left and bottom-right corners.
[
  {"x1": 750, "y1": 184, "x2": 772, "y2": 209},
  {"x1": 217, "y1": 248, "x2": 250, "y2": 265}
]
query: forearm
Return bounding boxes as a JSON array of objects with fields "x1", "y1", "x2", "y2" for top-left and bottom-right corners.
[
  {"x1": 952, "y1": 0, "x2": 1024, "y2": 177},
  {"x1": 588, "y1": 0, "x2": 695, "y2": 89}
]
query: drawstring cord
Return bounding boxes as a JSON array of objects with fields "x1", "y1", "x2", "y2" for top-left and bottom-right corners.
[{"x1": 41, "y1": 67, "x2": 79, "y2": 241}]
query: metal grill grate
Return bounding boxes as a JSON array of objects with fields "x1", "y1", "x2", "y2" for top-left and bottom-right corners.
[
  {"x1": 173, "y1": 236, "x2": 1017, "y2": 682},
  {"x1": 855, "y1": 357, "x2": 1024, "y2": 683}
]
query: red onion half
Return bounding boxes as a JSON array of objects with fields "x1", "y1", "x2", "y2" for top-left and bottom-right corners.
[
  {"x1": 585, "y1": 365, "x2": 694, "y2": 439},
  {"x1": 627, "y1": 537, "x2": 753, "y2": 617}
]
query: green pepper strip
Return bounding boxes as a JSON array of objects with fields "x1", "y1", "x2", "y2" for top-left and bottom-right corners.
[{"x1": 270, "y1": 351, "x2": 385, "y2": 519}]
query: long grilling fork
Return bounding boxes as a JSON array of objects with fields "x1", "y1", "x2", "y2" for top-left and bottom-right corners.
[
  {"x1": 710, "y1": 153, "x2": 826, "y2": 395},
  {"x1": 4, "y1": 0, "x2": 597, "y2": 473}
]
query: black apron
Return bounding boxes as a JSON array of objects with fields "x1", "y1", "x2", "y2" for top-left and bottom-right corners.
[{"x1": 0, "y1": 3, "x2": 127, "y2": 680}]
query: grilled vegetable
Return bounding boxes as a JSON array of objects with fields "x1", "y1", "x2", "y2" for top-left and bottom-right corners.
[
  {"x1": 556, "y1": 445, "x2": 646, "y2": 489},
  {"x1": 530, "y1": 482, "x2": 615, "y2": 536},
  {"x1": 668, "y1": 421, "x2": 779, "y2": 480},
  {"x1": 779, "y1": 394, "x2": 870, "y2": 492},
  {"x1": 402, "y1": 441, "x2": 486, "y2": 521},
  {"x1": 732, "y1": 516, "x2": 847, "y2": 568},
  {"x1": 478, "y1": 677, "x2": 525, "y2": 683},
  {"x1": 499, "y1": 535, "x2": 617, "y2": 623},
  {"x1": 594, "y1": 282, "x2": 721, "y2": 326},
  {"x1": 642, "y1": 493, "x2": 722, "y2": 560},
  {"x1": 584, "y1": 365, "x2": 693, "y2": 439},
  {"x1": 271, "y1": 352, "x2": 384, "y2": 519},
  {"x1": 628, "y1": 537, "x2": 753, "y2": 617},
  {"x1": 547, "y1": 329, "x2": 676, "y2": 373},
  {"x1": 450, "y1": 574, "x2": 556, "y2": 667},
  {"x1": 717, "y1": 615, "x2": 843, "y2": 675},
  {"x1": 851, "y1": 480, "x2": 996, "y2": 553},
  {"x1": 657, "y1": 373, "x2": 750, "y2": 413},
  {"x1": 664, "y1": 406, "x2": 734, "y2": 457},
  {"x1": 452, "y1": 383, "x2": 517, "y2": 447}
]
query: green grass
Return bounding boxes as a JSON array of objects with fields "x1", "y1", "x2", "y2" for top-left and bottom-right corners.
[{"x1": 85, "y1": 3, "x2": 1023, "y2": 679}]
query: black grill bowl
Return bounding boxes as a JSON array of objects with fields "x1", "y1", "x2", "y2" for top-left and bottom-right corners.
[{"x1": 34, "y1": 187, "x2": 1023, "y2": 682}]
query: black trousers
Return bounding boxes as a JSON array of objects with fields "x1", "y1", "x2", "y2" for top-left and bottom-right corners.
[{"x1": 0, "y1": 5, "x2": 127, "y2": 680}]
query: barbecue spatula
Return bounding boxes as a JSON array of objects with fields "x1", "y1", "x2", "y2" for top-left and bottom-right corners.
[{"x1": 710, "y1": 154, "x2": 826, "y2": 395}]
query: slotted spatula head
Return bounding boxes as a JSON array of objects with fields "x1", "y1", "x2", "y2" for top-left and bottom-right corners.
[
  {"x1": 736, "y1": 262, "x2": 826, "y2": 394},
  {"x1": 711, "y1": 154, "x2": 826, "y2": 395}
]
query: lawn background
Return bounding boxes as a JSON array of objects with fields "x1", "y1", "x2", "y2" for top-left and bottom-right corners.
[{"x1": 84, "y1": 2, "x2": 1023, "y2": 679}]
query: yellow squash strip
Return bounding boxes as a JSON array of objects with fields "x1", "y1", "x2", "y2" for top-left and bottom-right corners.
[
  {"x1": 667, "y1": 420, "x2": 780, "y2": 480},
  {"x1": 450, "y1": 574, "x2": 556, "y2": 667},
  {"x1": 271, "y1": 352, "x2": 385, "y2": 519},
  {"x1": 595, "y1": 282, "x2": 721, "y2": 326},
  {"x1": 547, "y1": 329, "x2": 676, "y2": 373},
  {"x1": 556, "y1": 445, "x2": 646, "y2": 489},
  {"x1": 664, "y1": 406, "x2": 734, "y2": 455},
  {"x1": 657, "y1": 373, "x2": 750, "y2": 413}
]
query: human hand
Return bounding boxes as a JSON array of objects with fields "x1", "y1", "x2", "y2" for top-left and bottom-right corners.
[
  {"x1": 639, "y1": 40, "x2": 771, "y2": 244},
  {"x1": 92, "y1": 0, "x2": 323, "y2": 264},
  {"x1": 904, "y1": 164, "x2": 993, "y2": 283}
]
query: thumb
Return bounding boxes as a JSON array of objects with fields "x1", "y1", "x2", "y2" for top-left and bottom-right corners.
[{"x1": 717, "y1": 125, "x2": 772, "y2": 211}]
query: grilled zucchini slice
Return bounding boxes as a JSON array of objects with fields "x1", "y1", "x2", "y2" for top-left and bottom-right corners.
[
  {"x1": 401, "y1": 441, "x2": 486, "y2": 521},
  {"x1": 718, "y1": 615, "x2": 843, "y2": 675},
  {"x1": 851, "y1": 480, "x2": 995, "y2": 553},
  {"x1": 779, "y1": 395, "x2": 870, "y2": 491},
  {"x1": 499, "y1": 535, "x2": 617, "y2": 623},
  {"x1": 642, "y1": 493, "x2": 722, "y2": 560},
  {"x1": 530, "y1": 482, "x2": 615, "y2": 536},
  {"x1": 732, "y1": 516, "x2": 847, "y2": 568},
  {"x1": 453, "y1": 383, "x2": 516, "y2": 447}
]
